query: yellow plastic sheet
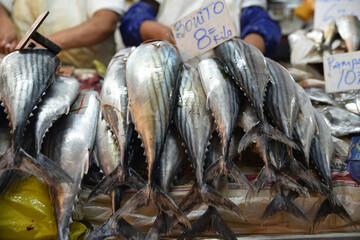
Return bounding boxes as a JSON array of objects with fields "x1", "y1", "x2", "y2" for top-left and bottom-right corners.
[
  {"x1": 0, "y1": 176, "x2": 89, "y2": 240},
  {"x1": 0, "y1": 176, "x2": 57, "y2": 240}
]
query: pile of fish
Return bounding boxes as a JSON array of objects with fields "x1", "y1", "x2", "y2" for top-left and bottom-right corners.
[
  {"x1": 289, "y1": 14, "x2": 360, "y2": 66},
  {"x1": 0, "y1": 37, "x2": 357, "y2": 240}
]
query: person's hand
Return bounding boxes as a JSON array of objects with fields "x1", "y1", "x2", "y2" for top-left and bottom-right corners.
[
  {"x1": 0, "y1": 5, "x2": 17, "y2": 54},
  {"x1": 139, "y1": 20, "x2": 175, "y2": 45},
  {"x1": 243, "y1": 33, "x2": 266, "y2": 54}
]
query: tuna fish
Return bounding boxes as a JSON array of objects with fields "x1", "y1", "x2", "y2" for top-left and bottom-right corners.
[
  {"x1": 87, "y1": 47, "x2": 145, "y2": 202},
  {"x1": 174, "y1": 63, "x2": 243, "y2": 221},
  {"x1": 146, "y1": 125, "x2": 186, "y2": 240},
  {"x1": 179, "y1": 133, "x2": 237, "y2": 240},
  {"x1": 214, "y1": 38, "x2": 297, "y2": 155},
  {"x1": 198, "y1": 58, "x2": 253, "y2": 197},
  {"x1": 30, "y1": 75, "x2": 80, "y2": 156},
  {"x1": 311, "y1": 110, "x2": 333, "y2": 188},
  {"x1": 0, "y1": 49, "x2": 59, "y2": 166},
  {"x1": 98, "y1": 41, "x2": 190, "y2": 230},
  {"x1": 42, "y1": 90, "x2": 100, "y2": 240},
  {"x1": 294, "y1": 83, "x2": 317, "y2": 168},
  {"x1": 86, "y1": 112, "x2": 145, "y2": 240},
  {"x1": 0, "y1": 49, "x2": 72, "y2": 190}
]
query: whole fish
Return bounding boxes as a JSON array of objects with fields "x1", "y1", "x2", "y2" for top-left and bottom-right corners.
[
  {"x1": 336, "y1": 15, "x2": 360, "y2": 52},
  {"x1": 174, "y1": 64, "x2": 243, "y2": 220},
  {"x1": 0, "y1": 49, "x2": 59, "y2": 167},
  {"x1": 87, "y1": 47, "x2": 145, "y2": 202},
  {"x1": 317, "y1": 105, "x2": 360, "y2": 137},
  {"x1": 86, "y1": 112, "x2": 145, "y2": 240},
  {"x1": 214, "y1": 38, "x2": 296, "y2": 154},
  {"x1": 30, "y1": 75, "x2": 80, "y2": 156},
  {"x1": 265, "y1": 58, "x2": 320, "y2": 193},
  {"x1": 42, "y1": 90, "x2": 100, "y2": 240},
  {"x1": 294, "y1": 83, "x2": 316, "y2": 168},
  {"x1": 198, "y1": 58, "x2": 252, "y2": 196},
  {"x1": 311, "y1": 110, "x2": 333, "y2": 188},
  {"x1": 101, "y1": 41, "x2": 190, "y2": 230},
  {"x1": 179, "y1": 133, "x2": 237, "y2": 240},
  {"x1": 146, "y1": 125, "x2": 186, "y2": 240},
  {"x1": 238, "y1": 101, "x2": 306, "y2": 195}
]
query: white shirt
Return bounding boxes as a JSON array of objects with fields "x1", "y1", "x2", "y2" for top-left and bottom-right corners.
[
  {"x1": 156, "y1": 0, "x2": 266, "y2": 36},
  {"x1": 0, "y1": 0, "x2": 125, "y2": 68}
]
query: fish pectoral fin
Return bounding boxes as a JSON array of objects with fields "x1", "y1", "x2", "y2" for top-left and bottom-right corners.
[
  {"x1": 152, "y1": 184, "x2": 191, "y2": 229},
  {"x1": 179, "y1": 206, "x2": 237, "y2": 240},
  {"x1": 313, "y1": 193, "x2": 356, "y2": 230},
  {"x1": 16, "y1": 149, "x2": 73, "y2": 187},
  {"x1": 85, "y1": 216, "x2": 145, "y2": 240},
  {"x1": 200, "y1": 183, "x2": 245, "y2": 220},
  {"x1": 261, "y1": 189, "x2": 312, "y2": 229}
]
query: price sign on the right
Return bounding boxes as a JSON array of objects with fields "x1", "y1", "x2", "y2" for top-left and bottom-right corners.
[{"x1": 324, "y1": 51, "x2": 360, "y2": 93}]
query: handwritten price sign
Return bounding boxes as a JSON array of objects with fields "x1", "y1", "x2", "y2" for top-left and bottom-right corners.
[
  {"x1": 314, "y1": 0, "x2": 360, "y2": 28},
  {"x1": 171, "y1": 0, "x2": 236, "y2": 62},
  {"x1": 324, "y1": 51, "x2": 360, "y2": 93}
]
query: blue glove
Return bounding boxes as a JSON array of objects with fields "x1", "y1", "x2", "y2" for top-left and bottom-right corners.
[
  {"x1": 240, "y1": 6, "x2": 281, "y2": 57},
  {"x1": 120, "y1": 1, "x2": 156, "y2": 47}
]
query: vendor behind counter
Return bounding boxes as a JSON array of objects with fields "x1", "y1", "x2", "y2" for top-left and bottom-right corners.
[{"x1": 0, "y1": 0, "x2": 125, "y2": 68}]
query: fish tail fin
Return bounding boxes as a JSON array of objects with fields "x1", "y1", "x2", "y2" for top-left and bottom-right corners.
[
  {"x1": 16, "y1": 149, "x2": 73, "y2": 186},
  {"x1": 152, "y1": 184, "x2": 191, "y2": 229},
  {"x1": 180, "y1": 183, "x2": 245, "y2": 220},
  {"x1": 110, "y1": 186, "x2": 123, "y2": 213},
  {"x1": 261, "y1": 189, "x2": 312, "y2": 229},
  {"x1": 178, "y1": 206, "x2": 237, "y2": 240},
  {"x1": 0, "y1": 147, "x2": 14, "y2": 169},
  {"x1": 204, "y1": 157, "x2": 253, "y2": 200},
  {"x1": 282, "y1": 158, "x2": 322, "y2": 193},
  {"x1": 84, "y1": 217, "x2": 145, "y2": 240},
  {"x1": 238, "y1": 122, "x2": 299, "y2": 153},
  {"x1": 254, "y1": 165, "x2": 309, "y2": 196},
  {"x1": 314, "y1": 193, "x2": 356, "y2": 230},
  {"x1": 146, "y1": 212, "x2": 171, "y2": 240},
  {"x1": 87, "y1": 165, "x2": 146, "y2": 202}
]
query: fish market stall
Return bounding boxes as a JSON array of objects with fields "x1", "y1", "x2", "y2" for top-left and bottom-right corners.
[{"x1": 1, "y1": 1, "x2": 360, "y2": 240}]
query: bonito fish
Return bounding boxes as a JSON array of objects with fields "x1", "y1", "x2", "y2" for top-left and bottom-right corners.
[
  {"x1": 86, "y1": 113, "x2": 145, "y2": 240},
  {"x1": 0, "y1": 49, "x2": 59, "y2": 166},
  {"x1": 198, "y1": 58, "x2": 252, "y2": 196},
  {"x1": 214, "y1": 38, "x2": 297, "y2": 154},
  {"x1": 42, "y1": 90, "x2": 100, "y2": 240},
  {"x1": 30, "y1": 75, "x2": 80, "y2": 156},
  {"x1": 0, "y1": 49, "x2": 71, "y2": 190},
  {"x1": 100, "y1": 41, "x2": 190, "y2": 230},
  {"x1": 87, "y1": 47, "x2": 145, "y2": 203},
  {"x1": 174, "y1": 64, "x2": 243, "y2": 221}
]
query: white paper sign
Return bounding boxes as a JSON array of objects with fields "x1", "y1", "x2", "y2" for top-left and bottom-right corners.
[
  {"x1": 314, "y1": 0, "x2": 360, "y2": 28},
  {"x1": 171, "y1": 0, "x2": 236, "y2": 62},
  {"x1": 324, "y1": 51, "x2": 360, "y2": 93}
]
